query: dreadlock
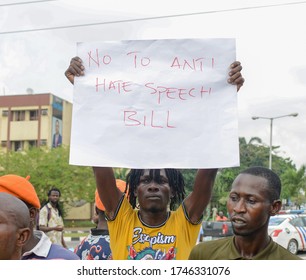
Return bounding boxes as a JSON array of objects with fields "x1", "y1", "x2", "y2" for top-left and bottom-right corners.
[
  {"x1": 41, "y1": 187, "x2": 64, "y2": 217},
  {"x1": 126, "y1": 169, "x2": 186, "y2": 210}
]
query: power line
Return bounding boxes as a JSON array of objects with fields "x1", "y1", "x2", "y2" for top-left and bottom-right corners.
[
  {"x1": 0, "y1": 0, "x2": 56, "y2": 7},
  {"x1": 1, "y1": 1, "x2": 306, "y2": 35}
]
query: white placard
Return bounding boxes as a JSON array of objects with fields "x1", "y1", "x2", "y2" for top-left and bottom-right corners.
[{"x1": 69, "y1": 38, "x2": 239, "y2": 168}]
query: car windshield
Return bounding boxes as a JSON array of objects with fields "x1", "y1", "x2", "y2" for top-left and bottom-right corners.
[{"x1": 269, "y1": 217, "x2": 287, "y2": 226}]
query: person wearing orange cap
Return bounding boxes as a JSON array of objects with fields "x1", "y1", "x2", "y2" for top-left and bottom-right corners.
[
  {"x1": 74, "y1": 179, "x2": 126, "y2": 260},
  {"x1": 0, "y1": 174, "x2": 79, "y2": 260},
  {"x1": 0, "y1": 192, "x2": 31, "y2": 260}
]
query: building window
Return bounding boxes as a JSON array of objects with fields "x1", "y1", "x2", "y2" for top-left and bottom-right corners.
[
  {"x1": 12, "y1": 111, "x2": 25, "y2": 121},
  {"x1": 41, "y1": 109, "x2": 48, "y2": 116},
  {"x1": 30, "y1": 110, "x2": 39, "y2": 121},
  {"x1": 40, "y1": 139, "x2": 47, "y2": 146},
  {"x1": 13, "y1": 141, "x2": 23, "y2": 151},
  {"x1": 2, "y1": 110, "x2": 8, "y2": 117},
  {"x1": 29, "y1": 140, "x2": 37, "y2": 148}
]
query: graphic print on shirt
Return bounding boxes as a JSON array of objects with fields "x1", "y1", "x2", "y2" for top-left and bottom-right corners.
[{"x1": 127, "y1": 227, "x2": 177, "y2": 260}]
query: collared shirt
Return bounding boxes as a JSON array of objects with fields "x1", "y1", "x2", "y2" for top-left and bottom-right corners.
[
  {"x1": 22, "y1": 230, "x2": 79, "y2": 260},
  {"x1": 22, "y1": 230, "x2": 52, "y2": 258},
  {"x1": 39, "y1": 203, "x2": 64, "y2": 245},
  {"x1": 189, "y1": 236, "x2": 302, "y2": 260}
]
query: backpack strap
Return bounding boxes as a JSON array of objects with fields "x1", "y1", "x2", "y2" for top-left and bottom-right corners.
[
  {"x1": 46, "y1": 205, "x2": 52, "y2": 227},
  {"x1": 37, "y1": 204, "x2": 52, "y2": 228}
]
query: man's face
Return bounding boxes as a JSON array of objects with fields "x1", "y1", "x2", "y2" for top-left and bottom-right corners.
[
  {"x1": 136, "y1": 169, "x2": 171, "y2": 213},
  {"x1": 0, "y1": 209, "x2": 18, "y2": 260},
  {"x1": 227, "y1": 174, "x2": 272, "y2": 237},
  {"x1": 49, "y1": 190, "x2": 60, "y2": 204}
]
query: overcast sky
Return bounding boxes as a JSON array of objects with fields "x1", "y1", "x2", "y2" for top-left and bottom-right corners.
[{"x1": 0, "y1": 0, "x2": 305, "y2": 169}]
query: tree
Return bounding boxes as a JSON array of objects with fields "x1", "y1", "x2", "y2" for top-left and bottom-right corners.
[
  {"x1": 0, "y1": 146, "x2": 96, "y2": 209},
  {"x1": 281, "y1": 165, "x2": 306, "y2": 208},
  {"x1": 0, "y1": 138, "x2": 302, "y2": 215},
  {"x1": 211, "y1": 137, "x2": 296, "y2": 212}
]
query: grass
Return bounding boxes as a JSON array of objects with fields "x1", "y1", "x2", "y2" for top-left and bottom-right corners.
[
  {"x1": 64, "y1": 232, "x2": 89, "y2": 238},
  {"x1": 64, "y1": 220, "x2": 93, "y2": 238},
  {"x1": 65, "y1": 220, "x2": 94, "y2": 228}
]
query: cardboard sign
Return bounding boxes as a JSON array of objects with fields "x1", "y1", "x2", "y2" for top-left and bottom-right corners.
[{"x1": 70, "y1": 38, "x2": 239, "y2": 168}]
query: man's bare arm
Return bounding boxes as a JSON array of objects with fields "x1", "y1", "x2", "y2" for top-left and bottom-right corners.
[
  {"x1": 183, "y1": 169, "x2": 218, "y2": 223},
  {"x1": 93, "y1": 167, "x2": 124, "y2": 219}
]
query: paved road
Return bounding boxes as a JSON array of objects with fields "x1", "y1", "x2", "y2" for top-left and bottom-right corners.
[
  {"x1": 298, "y1": 251, "x2": 306, "y2": 260},
  {"x1": 67, "y1": 240, "x2": 81, "y2": 252}
]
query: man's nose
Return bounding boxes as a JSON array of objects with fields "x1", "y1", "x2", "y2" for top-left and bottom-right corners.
[
  {"x1": 147, "y1": 182, "x2": 159, "y2": 192},
  {"x1": 233, "y1": 199, "x2": 246, "y2": 213}
]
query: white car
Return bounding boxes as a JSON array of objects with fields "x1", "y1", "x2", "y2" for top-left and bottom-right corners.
[{"x1": 268, "y1": 212, "x2": 306, "y2": 255}]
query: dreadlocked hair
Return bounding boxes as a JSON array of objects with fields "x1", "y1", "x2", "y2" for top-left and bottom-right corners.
[
  {"x1": 126, "y1": 169, "x2": 186, "y2": 210},
  {"x1": 40, "y1": 187, "x2": 64, "y2": 217}
]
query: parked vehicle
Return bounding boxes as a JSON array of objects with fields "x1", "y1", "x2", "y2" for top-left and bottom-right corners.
[
  {"x1": 268, "y1": 212, "x2": 306, "y2": 255},
  {"x1": 201, "y1": 221, "x2": 233, "y2": 241}
]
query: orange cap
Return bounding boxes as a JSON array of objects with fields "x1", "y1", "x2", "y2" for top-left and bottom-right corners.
[
  {"x1": 0, "y1": 174, "x2": 41, "y2": 209},
  {"x1": 95, "y1": 179, "x2": 127, "y2": 211}
]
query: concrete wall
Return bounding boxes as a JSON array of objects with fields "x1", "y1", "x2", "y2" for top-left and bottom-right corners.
[{"x1": 65, "y1": 202, "x2": 92, "y2": 220}]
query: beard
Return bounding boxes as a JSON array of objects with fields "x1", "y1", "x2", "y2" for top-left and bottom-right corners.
[{"x1": 147, "y1": 206, "x2": 163, "y2": 213}]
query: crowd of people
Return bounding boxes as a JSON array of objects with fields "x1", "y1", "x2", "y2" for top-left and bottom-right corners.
[
  {"x1": 0, "y1": 165, "x2": 302, "y2": 260},
  {"x1": 0, "y1": 56, "x2": 302, "y2": 260}
]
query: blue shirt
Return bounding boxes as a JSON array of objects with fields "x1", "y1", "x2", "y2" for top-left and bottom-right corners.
[{"x1": 22, "y1": 230, "x2": 79, "y2": 260}]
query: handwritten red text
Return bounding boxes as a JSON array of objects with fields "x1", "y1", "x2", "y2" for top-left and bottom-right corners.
[
  {"x1": 123, "y1": 110, "x2": 175, "y2": 128},
  {"x1": 88, "y1": 49, "x2": 112, "y2": 68},
  {"x1": 170, "y1": 57, "x2": 214, "y2": 71},
  {"x1": 96, "y1": 78, "x2": 133, "y2": 93},
  {"x1": 145, "y1": 83, "x2": 212, "y2": 104}
]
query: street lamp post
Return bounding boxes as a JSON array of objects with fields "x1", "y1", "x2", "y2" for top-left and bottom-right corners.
[{"x1": 251, "y1": 113, "x2": 298, "y2": 170}]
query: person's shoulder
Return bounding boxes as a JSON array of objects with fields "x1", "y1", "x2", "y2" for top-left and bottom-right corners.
[
  {"x1": 193, "y1": 237, "x2": 229, "y2": 250},
  {"x1": 271, "y1": 241, "x2": 302, "y2": 260},
  {"x1": 49, "y1": 244, "x2": 80, "y2": 260},
  {"x1": 189, "y1": 237, "x2": 232, "y2": 260},
  {"x1": 207, "y1": 237, "x2": 230, "y2": 245},
  {"x1": 39, "y1": 204, "x2": 48, "y2": 212},
  {"x1": 42, "y1": 202, "x2": 52, "y2": 208},
  {"x1": 189, "y1": 239, "x2": 219, "y2": 259}
]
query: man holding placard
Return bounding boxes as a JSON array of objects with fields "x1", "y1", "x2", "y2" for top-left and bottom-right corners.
[{"x1": 65, "y1": 39, "x2": 244, "y2": 259}]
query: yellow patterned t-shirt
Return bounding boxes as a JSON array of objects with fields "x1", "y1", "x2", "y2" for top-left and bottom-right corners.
[{"x1": 107, "y1": 197, "x2": 201, "y2": 260}]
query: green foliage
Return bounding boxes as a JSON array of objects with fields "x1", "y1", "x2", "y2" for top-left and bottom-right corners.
[
  {"x1": 280, "y1": 165, "x2": 306, "y2": 208},
  {"x1": 212, "y1": 137, "x2": 299, "y2": 211},
  {"x1": 180, "y1": 169, "x2": 197, "y2": 195},
  {"x1": 114, "y1": 167, "x2": 130, "y2": 181},
  {"x1": 0, "y1": 138, "x2": 304, "y2": 216},
  {"x1": 0, "y1": 146, "x2": 96, "y2": 207}
]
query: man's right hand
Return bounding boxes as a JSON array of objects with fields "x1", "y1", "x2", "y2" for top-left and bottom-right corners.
[
  {"x1": 64, "y1": 56, "x2": 84, "y2": 85},
  {"x1": 55, "y1": 225, "x2": 64, "y2": 232}
]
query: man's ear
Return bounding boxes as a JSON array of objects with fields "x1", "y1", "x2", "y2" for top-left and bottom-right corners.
[
  {"x1": 28, "y1": 207, "x2": 38, "y2": 222},
  {"x1": 16, "y1": 228, "x2": 31, "y2": 248},
  {"x1": 270, "y1": 200, "x2": 282, "y2": 216},
  {"x1": 28, "y1": 207, "x2": 40, "y2": 229}
]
